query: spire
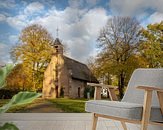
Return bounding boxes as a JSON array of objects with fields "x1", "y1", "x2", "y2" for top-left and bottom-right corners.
[
  {"x1": 56, "y1": 27, "x2": 59, "y2": 38},
  {"x1": 54, "y1": 27, "x2": 62, "y2": 45},
  {"x1": 51, "y1": 27, "x2": 63, "y2": 55}
]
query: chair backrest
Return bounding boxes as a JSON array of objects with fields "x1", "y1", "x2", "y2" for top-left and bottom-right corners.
[{"x1": 122, "y1": 68, "x2": 163, "y2": 107}]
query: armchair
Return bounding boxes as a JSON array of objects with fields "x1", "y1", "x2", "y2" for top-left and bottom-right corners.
[{"x1": 85, "y1": 68, "x2": 163, "y2": 130}]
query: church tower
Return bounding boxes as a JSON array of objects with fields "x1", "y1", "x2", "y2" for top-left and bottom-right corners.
[
  {"x1": 42, "y1": 27, "x2": 65, "y2": 98},
  {"x1": 52, "y1": 27, "x2": 63, "y2": 55},
  {"x1": 53, "y1": 38, "x2": 63, "y2": 55}
]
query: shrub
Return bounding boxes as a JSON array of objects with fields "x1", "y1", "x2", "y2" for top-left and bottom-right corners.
[{"x1": 84, "y1": 86, "x2": 94, "y2": 98}]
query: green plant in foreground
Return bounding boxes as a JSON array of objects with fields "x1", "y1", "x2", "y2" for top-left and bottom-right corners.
[
  {"x1": 0, "y1": 91, "x2": 42, "y2": 113},
  {"x1": 0, "y1": 123, "x2": 19, "y2": 130},
  {"x1": 0, "y1": 64, "x2": 42, "y2": 130},
  {"x1": 0, "y1": 64, "x2": 13, "y2": 88}
]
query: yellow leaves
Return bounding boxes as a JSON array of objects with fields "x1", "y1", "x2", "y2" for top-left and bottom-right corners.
[
  {"x1": 140, "y1": 21, "x2": 163, "y2": 67},
  {"x1": 11, "y1": 24, "x2": 55, "y2": 91}
]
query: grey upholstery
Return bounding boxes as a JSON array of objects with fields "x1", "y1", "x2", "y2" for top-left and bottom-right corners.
[
  {"x1": 85, "y1": 100, "x2": 163, "y2": 122},
  {"x1": 122, "y1": 68, "x2": 163, "y2": 106},
  {"x1": 86, "y1": 100, "x2": 143, "y2": 120},
  {"x1": 85, "y1": 69, "x2": 163, "y2": 122}
]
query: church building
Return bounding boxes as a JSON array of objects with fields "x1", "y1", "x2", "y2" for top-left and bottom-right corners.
[{"x1": 42, "y1": 38, "x2": 98, "y2": 98}]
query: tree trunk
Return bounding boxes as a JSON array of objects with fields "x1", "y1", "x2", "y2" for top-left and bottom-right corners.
[
  {"x1": 118, "y1": 73, "x2": 125, "y2": 99},
  {"x1": 32, "y1": 62, "x2": 36, "y2": 91},
  {"x1": 107, "y1": 73, "x2": 112, "y2": 85},
  {"x1": 55, "y1": 85, "x2": 58, "y2": 98}
]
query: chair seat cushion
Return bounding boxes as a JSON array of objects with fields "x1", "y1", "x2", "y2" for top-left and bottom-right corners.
[{"x1": 85, "y1": 100, "x2": 163, "y2": 122}]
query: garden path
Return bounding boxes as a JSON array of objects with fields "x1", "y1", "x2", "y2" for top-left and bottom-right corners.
[{"x1": 18, "y1": 100, "x2": 63, "y2": 113}]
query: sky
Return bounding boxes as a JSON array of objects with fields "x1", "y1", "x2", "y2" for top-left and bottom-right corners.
[{"x1": 0, "y1": 0, "x2": 163, "y2": 64}]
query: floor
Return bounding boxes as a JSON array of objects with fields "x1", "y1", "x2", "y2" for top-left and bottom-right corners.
[{"x1": 0, "y1": 113, "x2": 138, "y2": 130}]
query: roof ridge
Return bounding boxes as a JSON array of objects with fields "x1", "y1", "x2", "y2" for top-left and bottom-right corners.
[{"x1": 64, "y1": 56, "x2": 87, "y2": 66}]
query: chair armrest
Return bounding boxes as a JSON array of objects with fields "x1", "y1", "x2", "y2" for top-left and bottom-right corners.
[
  {"x1": 87, "y1": 83, "x2": 118, "y2": 101},
  {"x1": 137, "y1": 86, "x2": 163, "y2": 112},
  {"x1": 137, "y1": 86, "x2": 163, "y2": 124},
  {"x1": 137, "y1": 86, "x2": 163, "y2": 92}
]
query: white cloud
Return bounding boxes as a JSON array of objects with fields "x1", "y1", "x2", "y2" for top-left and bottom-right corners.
[
  {"x1": 5, "y1": 2, "x2": 45, "y2": 30},
  {"x1": 9, "y1": 35, "x2": 18, "y2": 44},
  {"x1": 141, "y1": 12, "x2": 163, "y2": 27},
  {"x1": 0, "y1": 43, "x2": 12, "y2": 64},
  {"x1": 68, "y1": 0, "x2": 84, "y2": 8},
  {"x1": 86, "y1": 0, "x2": 100, "y2": 6},
  {"x1": 6, "y1": 15, "x2": 27, "y2": 30},
  {"x1": 68, "y1": 0, "x2": 100, "y2": 9},
  {"x1": 151, "y1": 0, "x2": 163, "y2": 13},
  {"x1": 1, "y1": 0, "x2": 163, "y2": 64},
  {"x1": 3, "y1": 1, "x2": 109, "y2": 63},
  {"x1": 109, "y1": 0, "x2": 163, "y2": 16},
  {"x1": 147, "y1": 12, "x2": 163, "y2": 24},
  {"x1": 24, "y1": 2, "x2": 44, "y2": 15},
  {"x1": 109, "y1": 0, "x2": 163, "y2": 29},
  {"x1": 0, "y1": 0, "x2": 16, "y2": 9},
  {"x1": 28, "y1": 7, "x2": 109, "y2": 62},
  {"x1": 0, "y1": 14, "x2": 6, "y2": 21}
]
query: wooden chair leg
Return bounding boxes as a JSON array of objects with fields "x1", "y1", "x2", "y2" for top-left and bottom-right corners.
[
  {"x1": 92, "y1": 113, "x2": 98, "y2": 130},
  {"x1": 141, "y1": 90, "x2": 152, "y2": 130},
  {"x1": 121, "y1": 121, "x2": 127, "y2": 130},
  {"x1": 157, "y1": 91, "x2": 163, "y2": 114}
]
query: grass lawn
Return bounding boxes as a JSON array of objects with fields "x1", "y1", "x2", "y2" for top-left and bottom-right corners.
[
  {"x1": 48, "y1": 98, "x2": 88, "y2": 113},
  {"x1": 0, "y1": 99, "x2": 9, "y2": 107},
  {"x1": 0, "y1": 98, "x2": 89, "y2": 113}
]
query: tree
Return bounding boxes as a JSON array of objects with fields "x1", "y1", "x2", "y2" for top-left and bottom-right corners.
[
  {"x1": 97, "y1": 16, "x2": 142, "y2": 98},
  {"x1": 87, "y1": 56, "x2": 114, "y2": 85},
  {"x1": 0, "y1": 64, "x2": 41, "y2": 130},
  {"x1": 11, "y1": 24, "x2": 54, "y2": 91},
  {"x1": 6, "y1": 64, "x2": 31, "y2": 91},
  {"x1": 139, "y1": 21, "x2": 163, "y2": 67}
]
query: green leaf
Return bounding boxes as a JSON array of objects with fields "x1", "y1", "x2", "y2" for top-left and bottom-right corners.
[
  {"x1": 0, "y1": 92, "x2": 42, "y2": 113},
  {"x1": 0, "y1": 64, "x2": 14, "y2": 88},
  {"x1": 0, "y1": 123, "x2": 19, "y2": 130}
]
